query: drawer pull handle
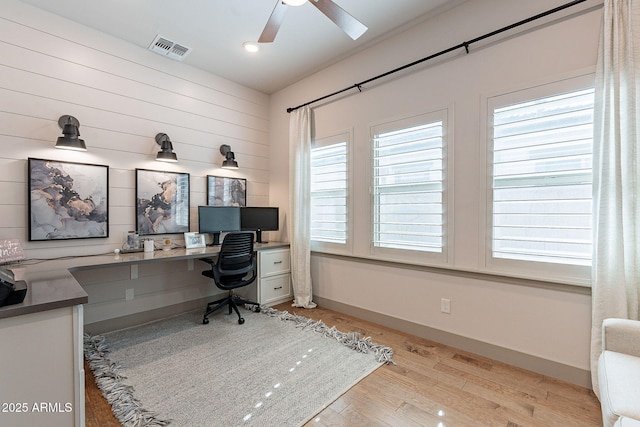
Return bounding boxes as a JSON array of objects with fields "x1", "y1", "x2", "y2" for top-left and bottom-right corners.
[
  {"x1": 274, "y1": 286, "x2": 283, "y2": 290},
  {"x1": 273, "y1": 261, "x2": 283, "y2": 264}
]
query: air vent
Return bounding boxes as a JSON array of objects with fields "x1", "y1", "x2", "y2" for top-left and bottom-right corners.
[{"x1": 148, "y1": 35, "x2": 192, "y2": 61}]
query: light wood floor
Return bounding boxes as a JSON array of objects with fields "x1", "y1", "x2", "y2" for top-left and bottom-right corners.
[{"x1": 85, "y1": 301, "x2": 603, "y2": 427}]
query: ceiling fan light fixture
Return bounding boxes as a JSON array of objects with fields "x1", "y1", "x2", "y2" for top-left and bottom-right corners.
[
  {"x1": 260, "y1": 0, "x2": 367, "y2": 43},
  {"x1": 243, "y1": 42, "x2": 260, "y2": 53}
]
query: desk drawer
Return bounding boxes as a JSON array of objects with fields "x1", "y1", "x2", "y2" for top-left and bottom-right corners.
[
  {"x1": 259, "y1": 249, "x2": 290, "y2": 278},
  {"x1": 261, "y1": 274, "x2": 291, "y2": 304}
]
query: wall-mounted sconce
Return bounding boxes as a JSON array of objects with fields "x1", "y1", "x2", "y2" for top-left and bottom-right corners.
[
  {"x1": 220, "y1": 144, "x2": 238, "y2": 169},
  {"x1": 155, "y1": 133, "x2": 178, "y2": 162},
  {"x1": 55, "y1": 115, "x2": 86, "y2": 151}
]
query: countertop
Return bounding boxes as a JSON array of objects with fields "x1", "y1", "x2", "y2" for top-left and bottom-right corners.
[{"x1": 0, "y1": 241, "x2": 289, "y2": 320}]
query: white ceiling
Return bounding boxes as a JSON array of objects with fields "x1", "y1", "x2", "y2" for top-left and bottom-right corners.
[{"x1": 18, "y1": 0, "x2": 459, "y2": 94}]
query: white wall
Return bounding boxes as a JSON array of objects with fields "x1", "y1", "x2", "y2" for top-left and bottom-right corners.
[
  {"x1": 1, "y1": 0, "x2": 270, "y2": 325},
  {"x1": 2, "y1": 0, "x2": 604, "y2": 385},
  {"x1": 269, "y1": 0, "x2": 602, "y2": 384}
]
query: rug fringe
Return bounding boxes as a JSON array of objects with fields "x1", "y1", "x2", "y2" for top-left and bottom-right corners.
[
  {"x1": 261, "y1": 307, "x2": 396, "y2": 365},
  {"x1": 84, "y1": 333, "x2": 172, "y2": 426}
]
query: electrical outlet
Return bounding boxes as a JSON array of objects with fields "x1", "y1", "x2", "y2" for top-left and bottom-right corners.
[
  {"x1": 441, "y1": 298, "x2": 451, "y2": 314},
  {"x1": 125, "y1": 288, "x2": 134, "y2": 301}
]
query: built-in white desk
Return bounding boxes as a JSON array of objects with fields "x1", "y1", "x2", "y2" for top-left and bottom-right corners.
[
  {"x1": 0, "y1": 242, "x2": 289, "y2": 427},
  {"x1": 0, "y1": 241, "x2": 289, "y2": 320}
]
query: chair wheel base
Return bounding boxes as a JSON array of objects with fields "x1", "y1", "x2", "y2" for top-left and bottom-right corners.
[
  {"x1": 203, "y1": 318, "x2": 209, "y2": 325},
  {"x1": 238, "y1": 317, "x2": 245, "y2": 324}
]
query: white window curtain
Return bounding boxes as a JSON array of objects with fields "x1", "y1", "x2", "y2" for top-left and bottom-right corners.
[
  {"x1": 590, "y1": 0, "x2": 640, "y2": 395},
  {"x1": 289, "y1": 106, "x2": 317, "y2": 308}
]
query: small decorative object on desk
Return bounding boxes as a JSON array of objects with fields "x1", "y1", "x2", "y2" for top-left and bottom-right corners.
[
  {"x1": 126, "y1": 231, "x2": 140, "y2": 250},
  {"x1": 184, "y1": 232, "x2": 206, "y2": 249},
  {"x1": 0, "y1": 239, "x2": 25, "y2": 264},
  {"x1": 144, "y1": 239, "x2": 155, "y2": 252},
  {"x1": 162, "y1": 238, "x2": 172, "y2": 251}
]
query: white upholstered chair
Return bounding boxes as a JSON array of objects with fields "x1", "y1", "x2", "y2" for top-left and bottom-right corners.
[{"x1": 598, "y1": 318, "x2": 640, "y2": 427}]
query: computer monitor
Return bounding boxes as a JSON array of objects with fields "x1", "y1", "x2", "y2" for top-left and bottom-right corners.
[
  {"x1": 240, "y1": 207, "x2": 279, "y2": 243},
  {"x1": 198, "y1": 206, "x2": 241, "y2": 245}
]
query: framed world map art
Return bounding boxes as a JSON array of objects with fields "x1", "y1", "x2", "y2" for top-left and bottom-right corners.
[{"x1": 28, "y1": 158, "x2": 109, "y2": 241}]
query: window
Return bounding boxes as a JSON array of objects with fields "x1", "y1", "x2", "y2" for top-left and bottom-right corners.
[
  {"x1": 488, "y1": 83, "x2": 594, "y2": 276},
  {"x1": 310, "y1": 133, "x2": 349, "y2": 247},
  {"x1": 372, "y1": 111, "x2": 446, "y2": 256}
]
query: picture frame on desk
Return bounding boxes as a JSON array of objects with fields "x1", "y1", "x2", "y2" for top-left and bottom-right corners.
[
  {"x1": 207, "y1": 175, "x2": 246, "y2": 206},
  {"x1": 136, "y1": 168, "x2": 190, "y2": 235},
  {"x1": 28, "y1": 158, "x2": 109, "y2": 241},
  {"x1": 184, "y1": 232, "x2": 206, "y2": 249}
]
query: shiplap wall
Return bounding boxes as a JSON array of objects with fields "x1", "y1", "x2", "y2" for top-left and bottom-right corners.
[{"x1": 1, "y1": 0, "x2": 270, "y2": 326}]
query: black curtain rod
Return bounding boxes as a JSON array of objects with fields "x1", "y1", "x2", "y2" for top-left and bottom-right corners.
[{"x1": 286, "y1": 0, "x2": 587, "y2": 113}]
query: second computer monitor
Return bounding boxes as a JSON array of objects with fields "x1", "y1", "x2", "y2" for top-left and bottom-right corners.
[
  {"x1": 198, "y1": 206, "x2": 241, "y2": 245},
  {"x1": 240, "y1": 207, "x2": 279, "y2": 243}
]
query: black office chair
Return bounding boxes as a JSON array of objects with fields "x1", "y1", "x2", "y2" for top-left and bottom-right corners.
[{"x1": 201, "y1": 231, "x2": 260, "y2": 325}]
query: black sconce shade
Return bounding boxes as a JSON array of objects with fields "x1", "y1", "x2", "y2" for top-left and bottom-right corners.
[
  {"x1": 155, "y1": 133, "x2": 178, "y2": 162},
  {"x1": 220, "y1": 144, "x2": 238, "y2": 169},
  {"x1": 56, "y1": 115, "x2": 86, "y2": 151}
]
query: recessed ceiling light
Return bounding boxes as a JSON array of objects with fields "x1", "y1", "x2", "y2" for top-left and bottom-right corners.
[
  {"x1": 283, "y1": 0, "x2": 307, "y2": 6},
  {"x1": 243, "y1": 42, "x2": 260, "y2": 53}
]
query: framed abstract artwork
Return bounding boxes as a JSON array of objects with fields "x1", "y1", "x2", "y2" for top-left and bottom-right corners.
[
  {"x1": 28, "y1": 158, "x2": 109, "y2": 241},
  {"x1": 136, "y1": 168, "x2": 190, "y2": 235},
  {"x1": 207, "y1": 175, "x2": 246, "y2": 206}
]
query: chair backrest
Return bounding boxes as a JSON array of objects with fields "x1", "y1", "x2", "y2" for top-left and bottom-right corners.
[{"x1": 212, "y1": 231, "x2": 256, "y2": 288}]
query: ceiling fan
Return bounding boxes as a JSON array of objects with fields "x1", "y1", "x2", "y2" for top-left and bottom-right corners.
[{"x1": 258, "y1": 0, "x2": 368, "y2": 43}]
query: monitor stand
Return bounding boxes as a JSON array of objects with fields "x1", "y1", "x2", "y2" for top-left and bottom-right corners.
[
  {"x1": 255, "y1": 229, "x2": 267, "y2": 244},
  {"x1": 209, "y1": 232, "x2": 221, "y2": 246}
]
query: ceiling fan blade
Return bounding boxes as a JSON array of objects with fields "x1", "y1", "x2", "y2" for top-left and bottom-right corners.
[
  {"x1": 309, "y1": 0, "x2": 368, "y2": 40},
  {"x1": 258, "y1": 1, "x2": 288, "y2": 43}
]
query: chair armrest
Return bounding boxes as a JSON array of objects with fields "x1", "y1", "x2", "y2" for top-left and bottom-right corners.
[{"x1": 602, "y1": 318, "x2": 640, "y2": 357}]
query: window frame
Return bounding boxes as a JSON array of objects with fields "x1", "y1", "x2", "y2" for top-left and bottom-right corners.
[
  {"x1": 369, "y1": 109, "x2": 451, "y2": 266},
  {"x1": 310, "y1": 130, "x2": 353, "y2": 255},
  {"x1": 480, "y1": 72, "x2": 595, "y2": 285}
]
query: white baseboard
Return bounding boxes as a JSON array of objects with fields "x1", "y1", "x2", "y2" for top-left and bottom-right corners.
[
  {"x1": 85, "y1": 293, "x2": 592, "y2": 388},
  {"x1": 313, "y1": 295, "x2": 592, "y2": 389}
]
